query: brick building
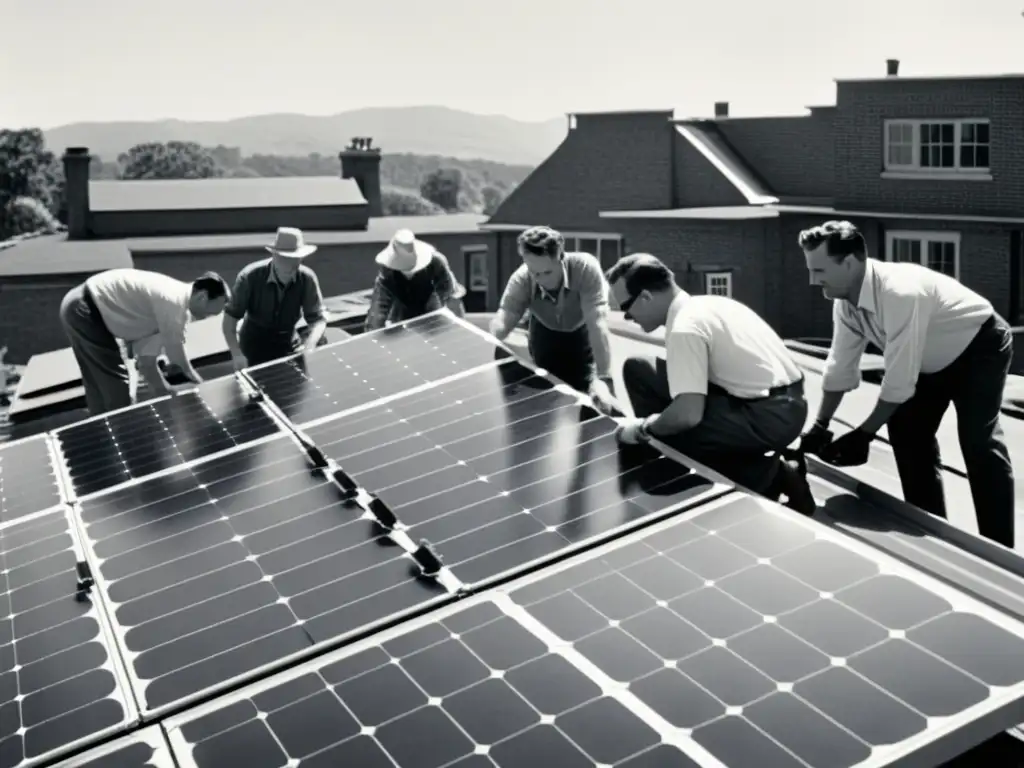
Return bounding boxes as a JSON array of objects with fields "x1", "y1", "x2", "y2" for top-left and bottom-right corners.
[
  {"x1": 0, "y1": 138, "x2": 495, "y2": 363},
  {"x1": 483, "y1": 61, "x2": 1024, "y2": 348}
]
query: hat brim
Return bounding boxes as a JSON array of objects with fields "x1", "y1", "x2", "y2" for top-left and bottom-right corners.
[
  {"x1": 265, "y1": 244, "x2": 317, "y2": 259},
  {"x1": 375, "y1": 239, "x2": 433, "y2": 272}
]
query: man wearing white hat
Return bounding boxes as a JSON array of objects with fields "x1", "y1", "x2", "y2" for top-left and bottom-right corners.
[
  {"x1": 364, "y1": 229, "x2": 466, "y2": 331},
  {"x1": 222, "y1": 227, "x2": 328, "y2": 369}
]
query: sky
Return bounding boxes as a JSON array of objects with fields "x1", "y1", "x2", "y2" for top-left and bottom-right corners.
[{"x1": 4, "y1": 0, "x2": 1024, "y2": 128}]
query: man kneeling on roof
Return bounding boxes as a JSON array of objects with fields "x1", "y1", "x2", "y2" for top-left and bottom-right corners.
[
  {"x1": 364, "y1": 229, "x2": 467, "y2": 331},
  {"x1": 222, "y1": 227, "x2": 329, "y2": 370},
  {"x1": 607, "y1": 253, "x2": 816, "y2": 515}
]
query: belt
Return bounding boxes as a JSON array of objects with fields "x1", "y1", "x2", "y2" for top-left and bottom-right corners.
[
  {"x1": 716, "y1": 376, "x2": 804, "y2": 401},
  {"x1": 770, "y1": 376, "x2": 804, "y2": 397}
]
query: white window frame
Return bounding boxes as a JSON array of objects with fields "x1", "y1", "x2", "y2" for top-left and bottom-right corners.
[
  {"x1": 704, "y1": 271, "x2": 733, "y2": 297},
  {"x1": 884, "y1": 230, "x2": 961, "y2": 281},
  {"x1": 462, "y1": 245, "x2": 489, "y2": 291},
  {"x1": 560, "y1": 232, "x2": 622, "y2": 263},
  {"x1": 882, "y1": 118, "x2": 991, "y2": 180}
]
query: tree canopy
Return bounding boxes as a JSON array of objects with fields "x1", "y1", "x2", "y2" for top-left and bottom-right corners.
[
  {"x1": 118, "y1": 141, "x2": 223, "y2": 180},
  {"x1": 0, "y1": 129, "x2": 65, "y2": 240}
]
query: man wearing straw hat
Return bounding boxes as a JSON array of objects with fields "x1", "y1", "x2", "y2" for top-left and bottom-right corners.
[
  {"x1": 365, "y1": 228, "x2": 466, "y2": 331},
  {"x1": 222, "y1": 227, "x2": 328, "y2": 369}
]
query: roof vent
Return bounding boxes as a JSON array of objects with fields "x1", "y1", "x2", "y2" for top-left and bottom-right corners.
[
  {"x1": 886, "y1": 59, "x2": 900, "y2": 77},
  {"x1": 714, "y1": 101, "x2": 729, "y2": 118}
]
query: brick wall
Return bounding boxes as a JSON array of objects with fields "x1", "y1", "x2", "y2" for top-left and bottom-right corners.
[
  {"x1": 834, "y1": 77, "x2": 1024, "y2": 216},
  {"x1": 0, "y1": 276, "x2": 84, "y2": 364},
  {"x1": 90, "y1": 205, "x2": 367, "y2": 238}
]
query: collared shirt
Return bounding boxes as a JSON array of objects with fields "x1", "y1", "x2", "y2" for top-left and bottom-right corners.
[
  {"x1": 365, "y1": 251, "x2": 464, "y2": 331},
  {"x1": 665, "y1": 292, "x2": 803, "y2": 399},
  {"x1": 497, "y1": 251, "x2": 609, "y2": 332},
  {"x1": 822, "y1": 258, "x2": 992, "y2": 403},
  {"x1": 225, "y1": 258, "x2": 326, "y2": 332},
  {"x1": 85, "y1": 268, "x2": 193, "y2": 360}
]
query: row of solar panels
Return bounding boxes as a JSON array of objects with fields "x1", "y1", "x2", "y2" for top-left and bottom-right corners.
[{"x1": 3, "y1": 310, "x2": 1024, "y2": 768}]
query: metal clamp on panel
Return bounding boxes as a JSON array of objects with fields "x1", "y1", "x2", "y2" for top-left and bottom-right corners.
[
  {"x1": 412, "y1": 539, "x2": 444, "y2": 577},
  {"x1": 245, "y1": 389, "x2": 265, "y2": 407},
  {"x1": 331, "y1": 467, "x2": 360, "y2": 500},
  {"x1": 367, "y1": 497, "x2": 398, "y2": 531},
  {"x1": 293, "y1": 428, "x2": 329, "y2": 469},
  {"x1": 75, "y1": 559, "x2": 94, "y2": 601}
]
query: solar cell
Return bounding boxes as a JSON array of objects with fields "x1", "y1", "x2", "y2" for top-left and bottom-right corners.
[
  {"x1": 0, "y1": 436, "x2": 64, "y2": 526},
  {"x1": 74, "y1": 433, "x2": 450, "y2": 717},
  {"x1": 304, "y1": 360, "x2": 728, "y2": 587},
  {"x1": 164, "y1": 491, "x2": 1024, "y2": 768},
  {"x1": 49, "y1": 726, "x2": 174, "y2": 768},
  {"x1": 55, "y1": 376, "x2": 281, "y2": 499},
  {"x1": 0, "y1": 509, "x2": 134, "y2": 768},
  {"x1": 244, "y1": 311, "x2": 512, "y2": 428}
]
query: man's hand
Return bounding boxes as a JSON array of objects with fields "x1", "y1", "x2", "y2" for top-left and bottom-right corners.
[
  {"x1": 615, "y1": 417, "x2": 649, "y2": 445},
  {"x1": 588, "y1": 378, "x2": 623, "y2": 416},
  {"x1": 799, "y1": 422, "x2": 834, "y2": 456},
  {"x1": 231, "y1": 351, "x2": 248, "y2": 372},
  {"x1": 820, "y1": 428, "x2": 873, "y2": 467}
]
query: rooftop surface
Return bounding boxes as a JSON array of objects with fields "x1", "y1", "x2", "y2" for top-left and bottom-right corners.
[{"x1": 88, "y1": 176, "x2": 367, "y2": 212}]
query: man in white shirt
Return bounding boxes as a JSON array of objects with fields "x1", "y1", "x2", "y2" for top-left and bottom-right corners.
[
  {"x1": 59, "y1": 269, "x2": 230, "y2": 415},
  {"x1": 607, "y1": 253, "x2": 815, "y2": 514},
  {"x1": 798, "y1": 220, "x2": 1015, "y2": 547}
]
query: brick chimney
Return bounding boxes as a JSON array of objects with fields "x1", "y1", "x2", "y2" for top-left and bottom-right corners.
[
  {"x1": 886, "y1": 58, "x2": 900, "y2": 77},
  {"x1": 714, "y1": 102, "x2": 729, "y2": 118},
  {"x1": 339, "y1": 137, "x2": 382, "y2": 217},
  {"x1": 62, "y1": 147, "x2": 92, "y2": 240}
]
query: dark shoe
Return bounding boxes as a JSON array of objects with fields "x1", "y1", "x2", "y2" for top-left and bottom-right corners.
[{"x1": 775, "y1": 458, "x2": 817, "y2": 516}]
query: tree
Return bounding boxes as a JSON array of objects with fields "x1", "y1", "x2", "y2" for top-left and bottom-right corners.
[
  {"x1": 0, "y1": 128, "x2": 64, "y2": 240},
  {"x1": 382, "y1": 189, "x2": 445, "y2": 216},
  {"x1": 118, "y1": 141, "x2": 223, "y2": 180},
  {"x1": 419, "y1": 167, "x2": 462, "y2": 212},
  {"x1": 481, "y1": 185, "x2": 505, "y2": 216}
]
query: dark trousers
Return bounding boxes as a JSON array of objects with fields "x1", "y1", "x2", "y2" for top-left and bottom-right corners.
[
  {"x1": 528, "y1": 318, "x2": 596, "y2": 393},
  {"x1": 240, "y1": 322, "x2": 301, "y2": 367},
  {"x1": 622, "y1": 356, "x2": 808, "y2": 494},
  {"x1": 59, "y1": 283, "x2": 132, "y2": 416},
  {"x1": 887, "y1": 314, "x2": 1015, "y2": 548}
]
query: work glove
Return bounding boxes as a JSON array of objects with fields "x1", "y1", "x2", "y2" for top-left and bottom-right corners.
[
  {"x1": 615, "y1": 417, "x2": 650, "y2": 445},
  {"x1": 820, "y1": 428, "x2": 873, "y2": 467},
  {"x1": 798, "y1": 422, "x2": 834, "y2": 456}
]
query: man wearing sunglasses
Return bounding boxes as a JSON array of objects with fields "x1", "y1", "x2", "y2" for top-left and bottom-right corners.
[
  {"x1": 606, "y1": 253, "x2": 816, "y2": 515},
  {"x1": 489, "y1": 226, "x2": 622, "y2": 415}
]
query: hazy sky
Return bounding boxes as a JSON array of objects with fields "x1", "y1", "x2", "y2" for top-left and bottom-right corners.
[{"x1": 5, "y1": 0, "x2": 1024, "y2": 128}]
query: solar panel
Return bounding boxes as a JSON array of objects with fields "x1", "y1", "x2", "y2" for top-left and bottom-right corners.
[
  {"x1": 304, "y1": 360, "x2": 728, "y2": 587},
  {"x1": 1, "y1": 509, "x2": 135, "y2": 768},
  {"x1": 54, "y1": 376, "x2": 281, "y2": 499},
  {"x1": 74, "y1": 432, "x2": 451, "y2": 717},
  {"x1": 48, "y1": 726, "x2": 174, "y2": 768},
  {"x1": 0, "y1": 436, "x2": 64, "y2": 526},
  {"x1": 244, "y1": 311, "x2": 511, "y2": 428},
  {"x1": 163, "y1": 491, "x2": 1024, "y2": 768}
]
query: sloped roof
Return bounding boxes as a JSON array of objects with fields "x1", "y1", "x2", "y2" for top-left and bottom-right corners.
[
  {"x1": 0, "y1": 234, "x2": 133, "y2": 277},
  {"x1": 674, "y1": 123, "x2": 778, "y2": 205},
  {"x1": 89, "y1": 177, "x2": 366, "y2": 212}
]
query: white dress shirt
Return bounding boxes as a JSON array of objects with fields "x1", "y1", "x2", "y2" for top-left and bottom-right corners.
[
  {"x1": 665, "y1": 293, "x2": 803, "y2": 399},
  {"x1": 86, "y1": 269, "x2": 193, "y2": 360},
  {"x1": 821, "y1": 259, "x2": 992, "y2": 404}
]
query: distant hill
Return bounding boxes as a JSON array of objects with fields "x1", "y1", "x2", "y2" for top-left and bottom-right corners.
[{"x1": 45, "y1": 106, "x2": 568, "y2": 166}]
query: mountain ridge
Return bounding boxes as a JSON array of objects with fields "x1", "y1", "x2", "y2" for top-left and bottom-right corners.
[{"x1": 43, "y1": 106, "x2": 567, "y2": 166}]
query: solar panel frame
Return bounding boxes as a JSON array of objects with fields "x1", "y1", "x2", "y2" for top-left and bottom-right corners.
[
  {"x1": 0, "y1": 434, "x2": 69, "y2": 526},
  {"x1": 162, "y1": 491, "x2": 1024, "y2": 768},
  {"x1": 70, "y1": 430, "x2": 459, "y2": 720},
  {"x1": 242, "y1": 310, "x2": 515, "y2": 430},
  {"x1": 301, "y1": 357, "x2": 732, "y2": 592},
  {"x1": 48, "y1": 725, "x2": 174, "y2": 768},
  {"x1": 0, "y1": 506, "x2": 138, "y2": 768},
  {"x1": 51, "y1": 375, "x2": 285, "y2": 502}
]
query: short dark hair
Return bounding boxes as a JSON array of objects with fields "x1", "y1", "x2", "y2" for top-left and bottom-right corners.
[
  {"x1": 517, "y1": 226, "x2": 563, "y2": 258},
  {"x1": 192, "y1": 271, "x2": 230, "y2": 299},
  {"x1": 797, "y1": 220, "x2": 867, "y2": 262},
  {"x1": 604, "y1": 253, "x2": 675, "y2": 295}
]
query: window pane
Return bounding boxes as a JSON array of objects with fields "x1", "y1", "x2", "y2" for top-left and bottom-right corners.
[
  {"x1": 960, "y1": 145, "x2": 975, "y2": 168},
  {"x1": 976, "y1": 145, "x2": 990, "y2": 168},
  {"x1": 941, "y1": 145, "x2": 955, "y2": 167},
  {"x1": 941, "y1": 123, "x2": 955, "y2": 143},
  {"x1": 977, "y1": 122, "x2": 990, "y2": 143},
  {"x1": 600, "y1": 238, "x2": 621, "y2": 269},
  {"x1": 577, "y1": 238, "x2": 598, "y2": 257},
  {"x1": 962, "y1": 123, "x2": 975, "y2": 142}
]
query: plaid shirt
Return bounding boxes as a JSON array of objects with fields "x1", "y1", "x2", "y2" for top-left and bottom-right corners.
[{"x1": 365, "y1": 251, "x2": 464, "y2": 331}]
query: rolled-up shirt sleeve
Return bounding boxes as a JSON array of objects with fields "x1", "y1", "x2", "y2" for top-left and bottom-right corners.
[
  {"x1": 497, "y1": 265, "x2": 531, "y2": 321},
  {"x1": 430, "y1": 253, "x2": 462, "y2": 303},
  {"x1": 364, "y1": 274, "x2": 395, "y2": 331},
  {"x1": 301, "y1": 270, "x2": 327, "y2": 324},
  {"x1": 821, "y1": 301, "x2": 869, "y2": 393},
  {"x1": 224, "y1": 269, "x2": 251, "y2": 320},
  {"x1": 578, "y1": 257, "x2": 610, "y2": 323},
  {"x1": 877, "y1": 291, "x2": 928, "y2": 404},
  {"x1": 666, "y1": 328, "x2": 710, "y2": 397}
]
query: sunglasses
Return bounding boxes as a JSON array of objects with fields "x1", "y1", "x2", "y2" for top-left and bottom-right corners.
[{"x1": 620, "y1": 291, "x2": 642, "y2": 317}]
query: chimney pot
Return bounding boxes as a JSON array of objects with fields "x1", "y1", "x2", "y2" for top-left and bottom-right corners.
[
  {"x1": 886, "y1": 58, "x2": 900, "y2": 76},
  {"x1": 62, "y1": 147, "x2": 92, "y2": 240},
  {"x1": 340, "y1": 139, "x2": 383, "y2": 217},
  {"x1": 714, "y1": 101, "x2": 729, "y2": 118}
]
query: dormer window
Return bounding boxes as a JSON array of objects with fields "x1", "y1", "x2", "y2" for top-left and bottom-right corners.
[{"x1": 883, "y1": 119, "x2": 991, "y2": 179}]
